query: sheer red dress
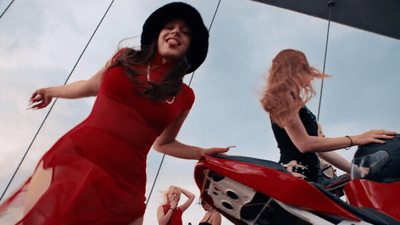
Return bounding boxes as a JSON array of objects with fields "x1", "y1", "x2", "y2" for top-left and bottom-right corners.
[
  {"x1": 162, "y1": 204, "x2": 183, "y2": 225},
  {"x1": 0, "y1": 52, "x2": 195, "y2": 225}
]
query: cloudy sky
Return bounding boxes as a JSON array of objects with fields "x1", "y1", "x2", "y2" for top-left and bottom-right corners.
[{"x1": 0, "y1": 0, "x2": 399, "y2": 224}]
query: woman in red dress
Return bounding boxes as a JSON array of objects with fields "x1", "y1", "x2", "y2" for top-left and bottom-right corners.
[
  {"x1": 157, "y1": 186, "x2": 195, "y2": 225},
  {"x1": 0, "y1": 2, "x2": 230, "y2": 225}
]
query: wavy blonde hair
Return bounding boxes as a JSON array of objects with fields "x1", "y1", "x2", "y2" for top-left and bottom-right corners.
[{"x1": 260, "y1": 49, "x2": 329, "y2": 128}]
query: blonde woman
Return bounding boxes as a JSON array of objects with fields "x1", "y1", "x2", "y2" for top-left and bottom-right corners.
[{"x1": 157, "y1": 186, "x2": 195, "y2": 225}]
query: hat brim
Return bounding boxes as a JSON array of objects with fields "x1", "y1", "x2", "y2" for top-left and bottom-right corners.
[{"x1": 141, "y1": 2, "x2": 209, "y2": 74}]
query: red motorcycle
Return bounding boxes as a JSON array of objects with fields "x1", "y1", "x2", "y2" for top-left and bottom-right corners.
[{"x1": 194, "y1": 135, "x2": 400, "y2": 225}]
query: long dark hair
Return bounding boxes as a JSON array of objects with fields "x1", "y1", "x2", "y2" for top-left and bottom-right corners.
[{"x1": 110, "y1": 40, "x2": 190, "y2": 100}]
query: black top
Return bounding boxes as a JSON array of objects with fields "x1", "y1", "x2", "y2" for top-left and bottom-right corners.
[
  {"x1": 198, "y1": 222, "x2": 211, "y2": 225},
  {"x1": 199, "y1": 212, "x2": 213, "y2": 225},
  {"x1": 271, "y1": 106, "x2": 320, "y2": 181}
]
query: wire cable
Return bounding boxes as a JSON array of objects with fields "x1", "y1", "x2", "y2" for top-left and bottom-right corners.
[
  {"x1": 0, "y1": 0, "x2": 15, "y2": 20},
  {"x1": 145, "y1": 0, "x2": 223, "y2": 205},
  {"x1": 316, "y1": 1, "x2": 334, "y2": 121},
  {"x1": 187, "y1": 0, "x2": 221, "y2": 87},
  {"x1": 0, "y1": 0, "x2": 116, "y2": 202}
]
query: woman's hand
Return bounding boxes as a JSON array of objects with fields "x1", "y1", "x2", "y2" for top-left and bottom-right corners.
[
  {"x1": 28, "y1": 88, "x2": 53, "y2": 110},
  {"x1": 170, "y1": 199, "x2": 178, "y2": 209},
  {"x1": 282, "y1": 160, "x2": 308, "y2": 180},
  {"x1": 351, "y1": 165, "x2": 370, "y2": 179},
  {"x1": 27, "y1": 64, "x2": 106, "y2": 110},
  {"x1": 352, "y1": 130, "x2": 396, "y2": 145},
  {"x1": 202, "y1": 146, "x2": 235, "y2": 156}
]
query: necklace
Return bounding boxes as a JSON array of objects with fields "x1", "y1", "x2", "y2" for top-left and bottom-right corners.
[{"x1": 147, "y1": 64, "x2": 175, "y2": 104}]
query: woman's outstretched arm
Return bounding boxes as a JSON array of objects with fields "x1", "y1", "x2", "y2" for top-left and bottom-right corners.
[
  {"x1": 284, "y1": 113, "x2": 396, "y2": 153},
  {"x1": 317, "y1": 151, "x2": 352, "y2": 173},
  {"x1": 28, "y1": 61, "x2": 111, "y2": 109},
  {"x1": 153, "y1": 110, "x2": 231, "y2": 159}
]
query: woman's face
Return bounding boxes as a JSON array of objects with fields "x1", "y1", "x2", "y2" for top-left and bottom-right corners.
[
  {"x1": 157, "y1": 19, "x2": 191, "y2": 63},
  {"x1": 201, "y1": 201, "x2": 211, "y2": 211},
  {"x1": 167, "y1": 188, "x2": 181, "y2": 203}
]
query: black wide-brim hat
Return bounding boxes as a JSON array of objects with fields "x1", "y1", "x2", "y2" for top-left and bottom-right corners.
[{"x1": 141, "y1": 2, "x2": 209, "y2": 74}]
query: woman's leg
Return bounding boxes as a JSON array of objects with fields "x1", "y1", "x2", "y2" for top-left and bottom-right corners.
[{"x1": 24, "y1": 161, "x2": 53, "y2": 214}]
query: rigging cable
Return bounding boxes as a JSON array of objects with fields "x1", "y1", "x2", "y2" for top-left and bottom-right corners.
[
  {"x1": 316, "y1": 1, "x2": 334, "y2": 121},
  {"x1": 145, "y1": 0, "x2": 223, "y2": 205},
  {"x1": 0, "y1": 0, "x2": 116, "y2": 202},
  {"x1": 0, "y1": 0, "x2": 15, "y2": 20}
]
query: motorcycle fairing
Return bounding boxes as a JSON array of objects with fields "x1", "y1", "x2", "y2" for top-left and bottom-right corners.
[
  {"x1": 195, "y1": 155, "x2": 400, "y2": 225},
  {"x1": 345, "y1": 179, "x2": 400, "y2": 221},
  {"x1": 194, "y1": 155, "x2": 360, "y2": 221}
]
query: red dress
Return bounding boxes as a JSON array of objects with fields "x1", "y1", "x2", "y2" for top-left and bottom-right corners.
[
  {"x1": 162, "y1": 205, "x2": 183, "y2": 225},
  {"x1": 0, "y1": 53, "x2": 195, "y2": 225}
]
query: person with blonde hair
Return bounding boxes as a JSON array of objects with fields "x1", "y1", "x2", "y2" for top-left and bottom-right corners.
[
  {"x1": 260, "y1": 49, "x2": 396, "y2": 186},
  {"x1": 157, "y1": 186, "x2": 195, "y2": 225}
]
